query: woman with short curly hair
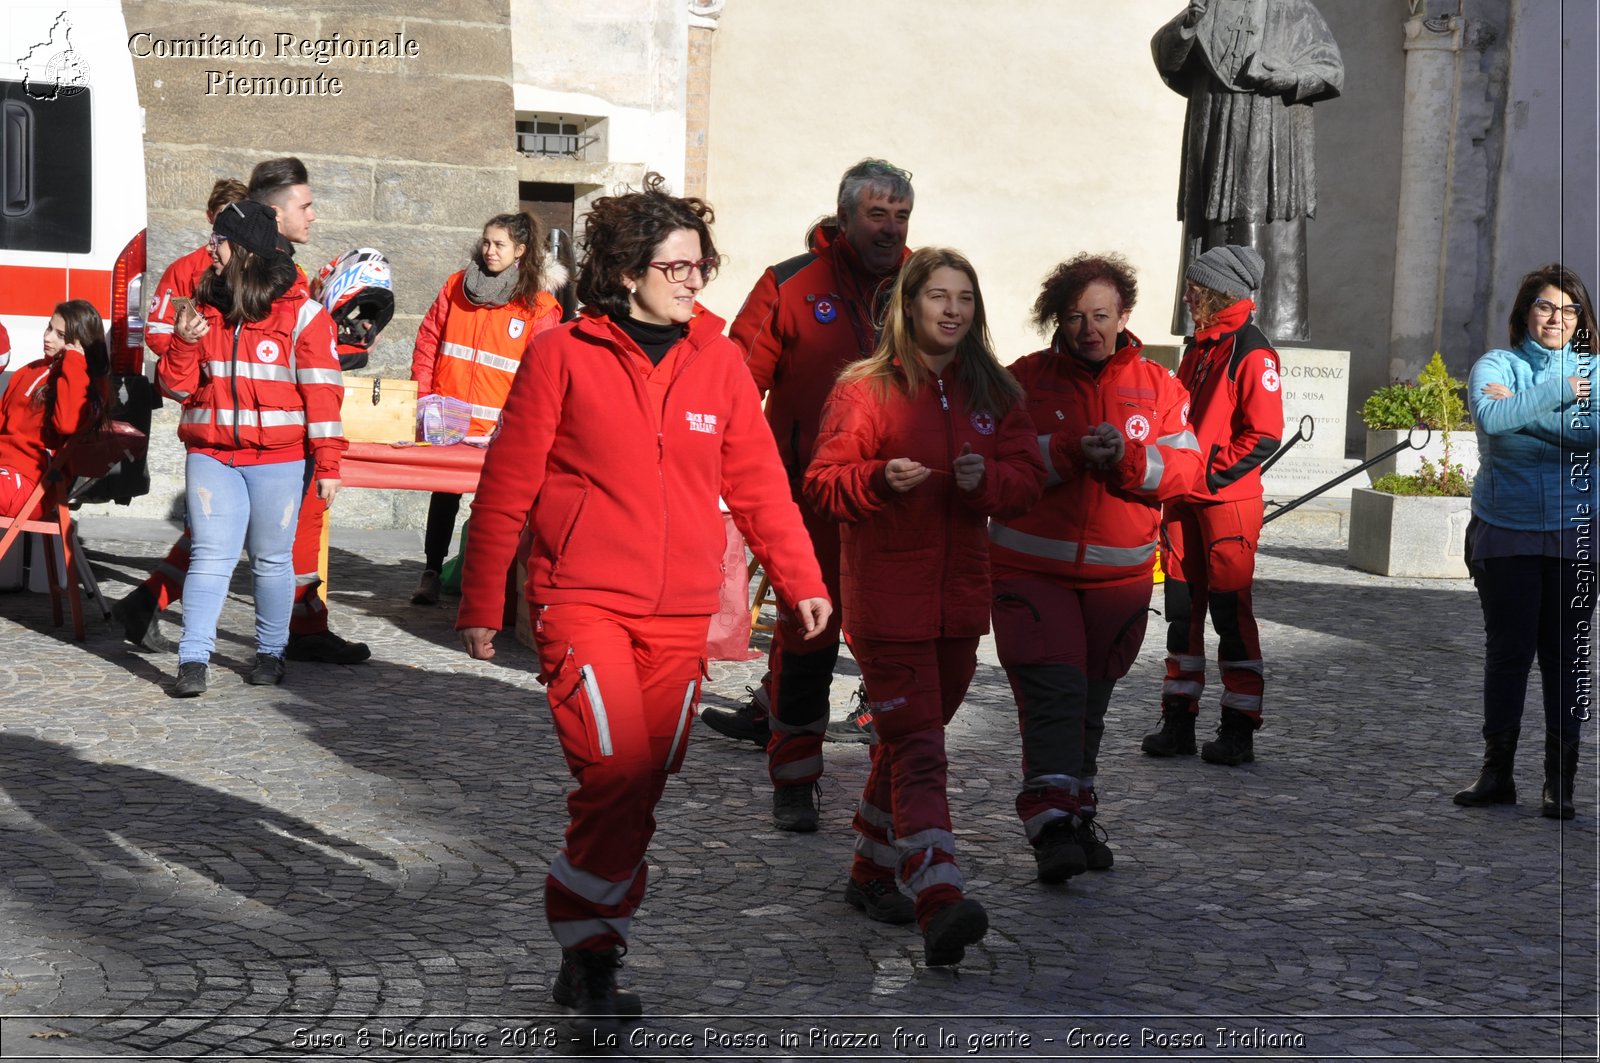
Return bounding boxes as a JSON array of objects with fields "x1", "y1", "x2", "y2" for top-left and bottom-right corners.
[
  {"x1": 455, "y1": 174, "x2": 829, "y2": 1039},
  {"x1": 991, "y1": 253, "x2": 1202, "y2": 883}
]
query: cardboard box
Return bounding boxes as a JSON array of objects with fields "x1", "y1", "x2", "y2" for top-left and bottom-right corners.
[{"x1": 340, "y1": 377, "x2": 417, "y2": 443}]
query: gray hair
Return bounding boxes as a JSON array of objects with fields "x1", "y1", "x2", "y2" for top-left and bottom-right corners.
[{"x1": 836, "y1": 158, "x2": 914, "y2": 222}]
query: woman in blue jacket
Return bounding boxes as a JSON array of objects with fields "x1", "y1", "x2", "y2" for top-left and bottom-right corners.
[{"x1": 1454, "y1": 263, "x2": 1598, "y2": 819}]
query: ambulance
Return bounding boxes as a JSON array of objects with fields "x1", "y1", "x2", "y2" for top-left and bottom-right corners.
[{"x1": 0, "y1": 0, "x2": 152, "y2": 503}]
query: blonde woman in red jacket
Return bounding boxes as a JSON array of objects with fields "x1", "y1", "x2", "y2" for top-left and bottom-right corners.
[
  {"x1": 0, "y1": 300, "x2": 111, "y2": 517},
  {"x1": 455, "y1": 174, "x2": 829, "y2": 1041},
  {"x1": 408, "y1": 210, "x2": 562, "y2": 605},
  {"x1": 157, "y1": 200, "x2": 346, "y2": 697},
  {"x1": 990, "y1": 254, "x2": 1203, "y2": 884},
  {"x1": 805, "y1": 247, "x2": 1045, "y2": 967}
]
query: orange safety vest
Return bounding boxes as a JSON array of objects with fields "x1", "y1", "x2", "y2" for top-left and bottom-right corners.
[{"x1": 424, "y1": 273, "x2": 560, "y2": 436}]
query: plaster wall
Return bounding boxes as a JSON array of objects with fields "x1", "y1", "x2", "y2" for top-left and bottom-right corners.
[{"x1": 1491, "y1": 1, "x2": 1599, "y2": 335}]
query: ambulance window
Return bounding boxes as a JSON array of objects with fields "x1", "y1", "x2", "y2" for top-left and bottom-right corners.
[{"x1": 0, "y1": 80, "x2": 92, "y2": 253}]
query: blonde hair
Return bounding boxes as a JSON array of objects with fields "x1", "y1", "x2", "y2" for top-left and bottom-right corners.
[{"x1": 838, "y1": 247, "x2": 1022, "y2": 417}]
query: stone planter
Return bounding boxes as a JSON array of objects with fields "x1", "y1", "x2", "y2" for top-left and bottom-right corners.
[
  {"x1": 1364, "y1": 428, "x2": 1478, "y2": 484},
  {"x1": 1347, "y1": 487, "x2": 1471, "y2": 578}
]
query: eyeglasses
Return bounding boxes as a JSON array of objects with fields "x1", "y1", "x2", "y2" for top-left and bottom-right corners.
[
  {"x1": 1532, "y1": 298, "x2": 1581, "y2": 322},
  {"x1": 648, "y1": 257, "x2": 719, "y2": 283},
  {"x1": 208, "y1": 233, "x2": 227, "y2": 249}
]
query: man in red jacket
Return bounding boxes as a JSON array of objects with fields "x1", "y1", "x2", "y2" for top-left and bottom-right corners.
[
  {"x1": 1144, "y1": 244, "x2": 1283, "y2": 766},
  {"x1": 698, "y1": 159, "x2": 913, "y2": 833},
  {"x1": 113, "y1": 158, "x2": 370, "y2": 665}
]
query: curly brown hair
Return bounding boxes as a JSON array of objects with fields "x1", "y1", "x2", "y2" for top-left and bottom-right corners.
[
  {"x1": 576, "y1": 173, "x2": 717, "y2": 321},
  {"x1": 1032, "y1": 253, "x2": 1138, "y2": 334}
]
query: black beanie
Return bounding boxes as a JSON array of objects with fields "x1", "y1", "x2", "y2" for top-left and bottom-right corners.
[
  {"x1": 1186, "y1": 244, "x2": 1265, "y2": 300},
  {"x1": 213, "y1": 199, "x2": 292, "y2": 260}
]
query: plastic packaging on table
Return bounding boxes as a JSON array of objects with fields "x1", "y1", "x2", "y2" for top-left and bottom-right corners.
[{"x1": 417, "y1": 394, "x2": 472, "y2": 445}]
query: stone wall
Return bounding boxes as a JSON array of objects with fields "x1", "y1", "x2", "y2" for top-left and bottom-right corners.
[{"x1": 96, "y1": 0, "x2": 520, "y2": 529}]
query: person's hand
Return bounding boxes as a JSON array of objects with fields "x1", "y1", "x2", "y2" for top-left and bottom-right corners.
[
  {"x1": 885, "y1": 457, "x2": 931, "y2": 493},
  {"x1": 315, "y1": 478, "x2": 341, "y2": 503},
  {"x1": 1570, "y1": 376, "x2": 1592, "y2": 403},
  {"x1": 793, "y1": 597, "x2": 832, "y2": 639},
  {"x1": 1182, "y1": 0, "x2": 1207, "y2": 28},
  {"x1": 952, "y1": 442, "x2": 985, "y2": 491},
  {"x1": 1248, "y1": 57, "x2": 1299, "y2": 94},
  {"x1": 1481, "y1": 382, "x2": 1513, "y2": 400},
  {"x1": 460, "y1": 626, "x2": 496, "y2": 660},
  {"x1": 174, "y1": 305, "x2": 209, "y2": 343},
  {"x1": 1080, "y1": 422, "x2": 1125, "y2": 468}
]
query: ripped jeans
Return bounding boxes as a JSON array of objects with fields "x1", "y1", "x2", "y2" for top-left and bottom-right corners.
[{"x1": 178, "y1": 452, "x2": 308, "y2": 665}]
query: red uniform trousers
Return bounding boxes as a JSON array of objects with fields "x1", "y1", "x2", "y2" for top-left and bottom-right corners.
[
  {"x1": 993, "y1": 576, "x2": 1151, "y2": 843},
  {"x1": 763, "y1": 497, "x2": 845, "y2": 787},
  {"x1": 533, "y1": 602, "x2": 706, "y2": 953},
  {"x1": 141, "y1": 464, "x2": 331, "y2": 635},
  {"x1": 1160, "y1": 498, "x2": 1265, "y2": 720},
  {"x1": 848, "y1": 635, "x2": 977, "y2": 929}
]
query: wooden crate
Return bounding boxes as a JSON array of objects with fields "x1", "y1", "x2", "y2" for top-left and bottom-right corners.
[{"x1": 340, "y1": 378, "x2": 417, "y2": 443}]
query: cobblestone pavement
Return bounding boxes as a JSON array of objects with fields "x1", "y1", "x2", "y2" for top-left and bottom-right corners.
[{"x1": 0, "y1": 510, "x2": 1594, "y2": 1062}]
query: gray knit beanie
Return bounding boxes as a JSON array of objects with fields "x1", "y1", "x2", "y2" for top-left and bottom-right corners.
[{"x1": 1186, "y1": 244, "x2": 1265, "y2": 300}]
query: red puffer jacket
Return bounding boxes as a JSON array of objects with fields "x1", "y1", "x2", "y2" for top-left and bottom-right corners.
[
  {"x1": 456, "y1": 307, "x2": 827, "y2": 629},
  {"x1": 1175, "y1": 298, "x2": 1284, "y2": 503},
  {"x1": 157, "y1": 288, "x2": 346, "y2": 478},
  {"x1": 730, "y1": 225, "x2": 907, "y2": 484},
  {"x1": 991, "y1": 332, "x2": 1203, "y2": 587},
  {"x1": 144, "y1": 245, "x2": 213, "y2": 359},
  {"x1": 804, "y1": 362, "x2": 1045, "y2": 641}
]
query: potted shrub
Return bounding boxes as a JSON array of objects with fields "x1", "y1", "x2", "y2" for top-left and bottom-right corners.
[
  {"x1": 1349, "y1": 353, "x2": 1473, "y2": 578},
  {"x1": 1361, "y1": 352, "x2": 1478, "y2": 482}
]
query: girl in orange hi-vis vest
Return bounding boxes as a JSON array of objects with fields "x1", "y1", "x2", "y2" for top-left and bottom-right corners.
[{"x1": 408, "y1": 211, "x2": 563, "y2": 606}]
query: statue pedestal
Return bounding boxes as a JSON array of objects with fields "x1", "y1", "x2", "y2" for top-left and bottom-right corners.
[{"x1": 1144, "y1": 344, "x2": 1355, "y2": 499}]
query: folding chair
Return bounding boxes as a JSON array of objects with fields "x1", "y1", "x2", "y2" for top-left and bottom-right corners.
[
  {"x1": 0, "y1": 422, "x2": 146, "y2": 640},
  {"x1": 747, "y1": 559, "x2": 779, "y2": 634}
]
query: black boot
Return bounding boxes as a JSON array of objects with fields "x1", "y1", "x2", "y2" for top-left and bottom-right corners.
[
  {"x1": 699, "y1": 685, "x2": 770, "y2": 747},
  {"x1": 1141, "y1": 703, "x2": 1197, "y2": 757},
  {"x1": 112, "y1": 585, "x2": 174, "y2": 653},
  {"x1": 1541, "y1": 737, "x2": 1579, "y2": 820},
  {"x1": 1200, "y1": 707, "x2": 1257, "y2": 766},
  {"x1": 553, "y1": 950, "x2": 642, "y2": 1018},
  {"x1": 555, "y1": 947, "x2": 629, "y2": 1053},
  {"x1": 1453, "y1": 731, "x2": 1518, "y2": 807}
]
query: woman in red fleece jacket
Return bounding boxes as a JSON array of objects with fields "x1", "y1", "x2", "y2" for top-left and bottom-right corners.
[
  {"x1": 455, "y1": 174, "x2": 829, "y2": 1040},
  {"x1": 0, "y1": 300, "x2": 111, "y2": 518},
  {"x1": 804, "y1": 247, "x2": 1044, "y2": 967}
]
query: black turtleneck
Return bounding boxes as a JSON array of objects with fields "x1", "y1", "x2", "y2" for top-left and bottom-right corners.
[{"x1": 617, "y1": 315, "x2": 687, "y2": 366}]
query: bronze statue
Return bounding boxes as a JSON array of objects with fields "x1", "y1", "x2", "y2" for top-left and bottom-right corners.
[{"x1": 1153, "y1": 0, "x2": 1343, "y2": 342}]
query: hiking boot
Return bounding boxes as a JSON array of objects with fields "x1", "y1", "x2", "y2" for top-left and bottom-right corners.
[
  {"x1": 1076, "y1": 817, "x2": 1114, "y2": 871},
  {"x1": 1201, "y1": 707, "x2": 1257, "y2": 766},
  {"x1": 699, "y1": 685, "x2": 770, "y2": 747},
  {"x1": 285, "y1": 630, "x2": 371, "y2": 665},
  {"x1": 843, "y1": 877, "x2": 915, "y2": 925},
  {"x1": 410, "y1": 569, "x2": 441, "y2": 606},
  {"x1": 1541, "y1": 737, "x2": 1578, "y2": 820},
  {"x1": 247, "y1": 654, "x2": 285, "y2": 687},
  {"x1": 1141, "y1": 704, "x2": 1197, "y2": 757},
  {"x1": 824, "y1": 684, "x2": 875, "y2": 744},
  {"x1": 1454, "y1": 731, "x2": 1518, "y2": 807},
  {"x1": 1032, "y1": 819, "x2": 1087, "y2": 884},
  {"x1": 170, "y1": 662, "x2": 207, "y2": 698},
  {"x1": 552, "y1": 950, "x2": 642, "y2": 1019},
  {"x1": 772, "y1": 782, "x2": 820, "y2": 832},
  {"x1": 554, "y1": 947, "x2": 629, "y2": 1052},
  {"x1": 922, "y1": 898, "x2": 988, "y2": 967},
  {"x1": 112, "y1": 585, "x2": 174, "y2": 653}
]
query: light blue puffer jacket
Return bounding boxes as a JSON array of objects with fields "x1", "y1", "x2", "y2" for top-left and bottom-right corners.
[{"x1": 1469, "y1": 337, "x2": 1600, "y2": 530}]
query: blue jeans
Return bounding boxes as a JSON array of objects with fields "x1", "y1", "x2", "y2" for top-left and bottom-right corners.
[{"x1": 178, "y1": 453, "x2": 308, "y2": 664}]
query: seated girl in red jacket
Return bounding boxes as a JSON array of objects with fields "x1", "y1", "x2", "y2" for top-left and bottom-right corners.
[
  {"x1": 804, "y1": 247, "x2": 1045, "y2": 966},
  {"x1": 0, "y1": 300, "x2": 111, "y2": 518}
]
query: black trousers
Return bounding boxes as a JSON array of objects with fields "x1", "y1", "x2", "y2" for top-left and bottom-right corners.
[{"x1": 1469, "y1": 548, "x2": 1595, "y2": 744}]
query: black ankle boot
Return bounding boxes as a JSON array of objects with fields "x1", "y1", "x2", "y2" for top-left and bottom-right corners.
[
  {"x1": 1541, "y1": 737, "x2": 1579, "y2": 820},
  {"x1": 112, "y1": 585, "x2": 174, "y2": 653},
  {"x1": 1454, "y1": 731, "x2": 1518, "y2": 806}
]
